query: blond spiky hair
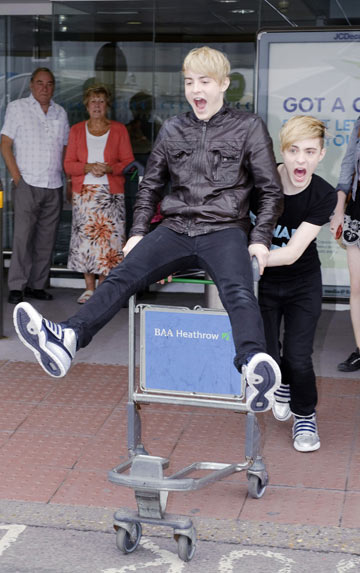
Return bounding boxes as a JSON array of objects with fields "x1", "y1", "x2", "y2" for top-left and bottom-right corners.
[
  {"x1": 280, "y1": 115, "x2": 327, "y2": 151},
  {"x1": 182, "y1": 46, "x2": 230, "y2": 85}
]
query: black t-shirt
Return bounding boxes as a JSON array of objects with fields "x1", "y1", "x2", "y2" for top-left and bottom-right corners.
[{"x1": 251, "y1": 172, "x2": 336, "y2": 281}]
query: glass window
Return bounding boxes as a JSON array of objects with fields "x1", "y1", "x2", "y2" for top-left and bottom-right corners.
[
  {"x1": 0, "y1": 16, "x2": 5, "y2": 249},
  {"x1": 52, "y1": 2, "x2": 256, "y2": 150},
  {"x1": 1, "y1": 1, "x2": 357, "y2": 277},
  {"x1": 0, "y1": 14, "x2": 52, "y2": 251},
  {"x1": 51, "y1": 1, "x2": 257, "y2": 245}
]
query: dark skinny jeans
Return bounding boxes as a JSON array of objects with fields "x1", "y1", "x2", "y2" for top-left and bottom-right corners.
[
  {"x1": 64, "y1": 226, "x2": 266, "y2": 370},
  {"x1": 259, "y1": 270, "x2": 322, "y2": 416}
]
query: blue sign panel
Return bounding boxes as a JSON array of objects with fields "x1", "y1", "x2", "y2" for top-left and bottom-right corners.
[{"x1": 141, "y1": 309, "x2": 243, "y2": 397}]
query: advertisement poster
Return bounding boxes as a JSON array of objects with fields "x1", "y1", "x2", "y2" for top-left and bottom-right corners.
[{"x1": 256, "y1": 30, "x2": 360, "y2": 298}]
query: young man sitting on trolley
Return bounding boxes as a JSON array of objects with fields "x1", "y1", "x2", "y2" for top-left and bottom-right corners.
[{"x1": 13, "y1": 46, "x2": 284, "y2": 413}]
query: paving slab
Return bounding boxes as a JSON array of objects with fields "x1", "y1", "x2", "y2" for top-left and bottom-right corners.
[{"x1": 0, "y1": 287, "x2": 359, "y2": 553}]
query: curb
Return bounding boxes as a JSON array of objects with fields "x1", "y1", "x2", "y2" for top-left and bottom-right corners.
[{"x1": 0, "y1": 500, "x2": 359, "y2": 555}]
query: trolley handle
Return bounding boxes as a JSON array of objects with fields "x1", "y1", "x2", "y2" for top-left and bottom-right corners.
[{"x1": 251, "y1": 256, "x2": 260, "y2": 283}]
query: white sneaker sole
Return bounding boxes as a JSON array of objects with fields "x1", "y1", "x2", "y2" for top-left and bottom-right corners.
[
  {"x1": 293, "y1": 438, "x2": 321, "y2": 453},
  {"x1": 244, "y1": 353, "x2": 281, "y2": 412},
  {"x1": 13, "y1": 302, "x2": 69, "y2": 378}
]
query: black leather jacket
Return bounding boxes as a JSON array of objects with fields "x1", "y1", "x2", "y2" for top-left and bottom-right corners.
[{"x1": 130, "y1": 105, "x2": 283, "y2": 248}]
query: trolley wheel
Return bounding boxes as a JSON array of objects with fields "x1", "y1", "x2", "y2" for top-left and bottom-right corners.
[
  {"x1": 116, "y1": 522, "x2": 142, "y2": 554},
  {"x1": 177, "y1": 534, "x2": 196, "y2": 562},
  {"x1": 247, "y1": 474, "x2": 267, "y2": 499}
]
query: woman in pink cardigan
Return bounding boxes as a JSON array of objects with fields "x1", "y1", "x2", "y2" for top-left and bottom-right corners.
[{"x1": 64, "y1": 85, "x2": 134, "y2": 303}]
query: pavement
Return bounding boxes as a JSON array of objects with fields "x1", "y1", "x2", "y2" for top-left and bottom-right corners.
[{"x1": 0, "y1": 284, "x2": 359, "y2": 559}]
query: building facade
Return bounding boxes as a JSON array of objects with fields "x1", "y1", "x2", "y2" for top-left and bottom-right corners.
[{"x1": 0, "y1": 0, "x2": 359, "y2": 275}]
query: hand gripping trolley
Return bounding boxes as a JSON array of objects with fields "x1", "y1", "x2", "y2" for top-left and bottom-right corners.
[{"x1": 108, "y1": 262, "x2": 269, "y2": 562}]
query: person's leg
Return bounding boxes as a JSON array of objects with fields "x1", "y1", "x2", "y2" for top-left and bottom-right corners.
[
  {"x1": 67, "y1": 226, "x2": 197, "y2": 347},
  {"x1": 258, "y1": 280, "x2": 283, "y2": 365},
  {"x1": 259, "y1": 280, "x2": 291, "y2": 421},
  {"x1": 13, "y1": 227, "x2": 196, "y2": 377},
  {"x1": 281, "y1": 271, "x2": 322, "y2": 417},
  {"x1": 28, "y1": 187, "x2": 62, "y2": 290},
  {"x1": 348, "y1": 246, "x2": 360, "y2": 346},
  {"x1": 8, "y1": 180, "x2": 38, "y2": 292},
  {"x1": 348, "y1": 245, "x2": 360, "y2": 346},
  {"x1": 84, "y1": 273, "x2": 96, "y2": 291},
  {"x1": 76, "y1": 273, "x2": 96, "y2": 304},
  {"x1": 337, "y1": 245, "x2": 360, "y2": 371},
  {"x1": 194, "y1": 228, "x2": 281, "y2": 411},
  {"x1": 280, "y1": 272, "x2": 322, "y2": 452},
  {"x1": 195, "y1": 228, "x2": 266, "y2": 365}
]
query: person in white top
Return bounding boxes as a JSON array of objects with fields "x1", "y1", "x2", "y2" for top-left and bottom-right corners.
[
  {"x1": 0, "y1": 67, "x2": 69, "y2": 304},
  {"x1": 64, "y1": 85, "x2": 134, "y2": 304}
]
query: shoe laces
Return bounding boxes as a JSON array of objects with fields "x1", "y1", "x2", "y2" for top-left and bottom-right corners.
[
  {"x1": 293, "y1": 414, "x2": 317, "y2": 438},
  {"x1": 43, "y1": 318, "x2": 63, "y2": 341}
]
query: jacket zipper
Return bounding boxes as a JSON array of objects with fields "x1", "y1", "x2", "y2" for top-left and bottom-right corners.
[
  {"x1": 194, "y1": 122, "x2": 207, "y2": 184},
  {"x1": 188, "y1": 121, "x2": 207, "y2": 236}
]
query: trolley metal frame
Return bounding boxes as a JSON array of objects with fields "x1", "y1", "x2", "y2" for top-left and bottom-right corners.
[{"x1": 108, "y1": 272, "x2": 268, "y2": 562}]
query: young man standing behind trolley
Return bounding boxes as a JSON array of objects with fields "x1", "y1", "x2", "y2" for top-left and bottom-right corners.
[
  {"x1": 253, "y1": 116, "x2": 336, "y2": 451},
  {"x1": 13, "y1": 47, "x2": 284, "y2": 413}
]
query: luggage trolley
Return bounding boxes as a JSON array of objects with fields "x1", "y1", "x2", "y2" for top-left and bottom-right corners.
[{"x1": 108, "y1": 261, "x2": 268, "y2": 562}]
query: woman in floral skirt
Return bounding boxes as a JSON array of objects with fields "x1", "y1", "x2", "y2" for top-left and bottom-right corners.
[{"x1": 64, "y1": 85, "x2": 134, "y2": 303}]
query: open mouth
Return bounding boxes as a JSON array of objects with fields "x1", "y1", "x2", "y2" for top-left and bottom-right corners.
[
  {"x1": 294, "y1": 168, "x2": 306, "y2": 181},
  {"x1": 194, "y1": 98, "x2": 207, "y2": 111}
]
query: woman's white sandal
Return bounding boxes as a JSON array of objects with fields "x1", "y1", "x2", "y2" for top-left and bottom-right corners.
[{"x1": 77, "y1": 289, "x2": 94, "y2": 304}]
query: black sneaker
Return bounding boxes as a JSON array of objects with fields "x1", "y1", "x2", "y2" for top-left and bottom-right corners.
[{"x1": 337, "y1": 348, "x2": 360, "y2": 372}]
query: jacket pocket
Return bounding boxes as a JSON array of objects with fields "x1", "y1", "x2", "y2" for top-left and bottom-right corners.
[
  {"x1": 167, "y1": 141, "x2": 195, "y2": 184},
  {"x1": 210, "y1": 142, "x2": 240, "y2": 185}
]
